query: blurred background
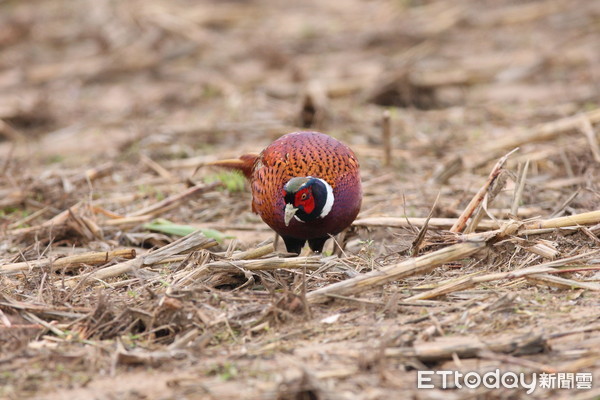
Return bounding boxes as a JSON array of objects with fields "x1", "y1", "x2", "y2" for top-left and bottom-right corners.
[
  {"x1": 1, "y1": 0, "x2": 598, "y2": 162},
  {"x1": 1, "y1": 0, "x2": 600, "y2": 245}
]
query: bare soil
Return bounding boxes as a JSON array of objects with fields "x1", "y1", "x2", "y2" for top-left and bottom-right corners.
[{"x1": 1, "y1": 0, "x2": 600, "y2": 399}]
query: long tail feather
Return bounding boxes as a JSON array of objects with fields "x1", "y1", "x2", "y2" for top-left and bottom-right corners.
[{"x1": 201, "y1": 153, "x2": 258, "y2": 179}]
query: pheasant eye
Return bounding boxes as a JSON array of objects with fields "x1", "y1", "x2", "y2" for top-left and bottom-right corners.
[{"x1": 301, "y1": 193, "x2": 308, "y2": 200}]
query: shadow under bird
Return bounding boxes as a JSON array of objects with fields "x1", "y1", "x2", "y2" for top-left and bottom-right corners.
[{"x1": 207, "y1": 131, "x2": 362, "y2": 254}]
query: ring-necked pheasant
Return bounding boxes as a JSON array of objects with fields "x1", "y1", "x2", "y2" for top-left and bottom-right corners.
[{"x1": 208, "y1": 131, "x2": 362, "y2": 254}]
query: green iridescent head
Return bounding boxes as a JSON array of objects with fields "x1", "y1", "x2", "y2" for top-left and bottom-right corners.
[{"x1": 281, "y1": 176, "x2": 334, "y2": 226}]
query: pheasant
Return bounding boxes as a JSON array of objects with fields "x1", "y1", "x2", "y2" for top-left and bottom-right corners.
[{"x1": 208, "y1": 131, "x2": 362, "y2": 254}]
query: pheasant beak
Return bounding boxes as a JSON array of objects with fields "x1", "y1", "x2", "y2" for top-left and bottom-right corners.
[{"x1": 284, "y1": 204, "x2": 298, "y2": 226}]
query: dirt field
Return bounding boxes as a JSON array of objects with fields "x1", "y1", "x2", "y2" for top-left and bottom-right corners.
[{"x1": 1, "y1": 0, "x2": 600, "y2": 399}]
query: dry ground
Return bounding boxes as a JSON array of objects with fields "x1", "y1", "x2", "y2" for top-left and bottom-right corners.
[{"x1": 1, "y1": 0, "x2": 600, "y2": 399}]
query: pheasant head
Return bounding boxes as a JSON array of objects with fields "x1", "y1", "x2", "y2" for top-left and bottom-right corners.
[{"x1": 282, "y1": 177, "x2": 334, "y2": 226}]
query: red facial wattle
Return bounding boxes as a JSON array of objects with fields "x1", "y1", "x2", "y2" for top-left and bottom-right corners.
[{"x1": 294, "y1": 188, "x2": 315, "y2": 214}]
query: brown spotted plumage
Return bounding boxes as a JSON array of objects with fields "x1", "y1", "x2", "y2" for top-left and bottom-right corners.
[{"x1": 210, "y1": 131, "x2": 361, "y2": 254}]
